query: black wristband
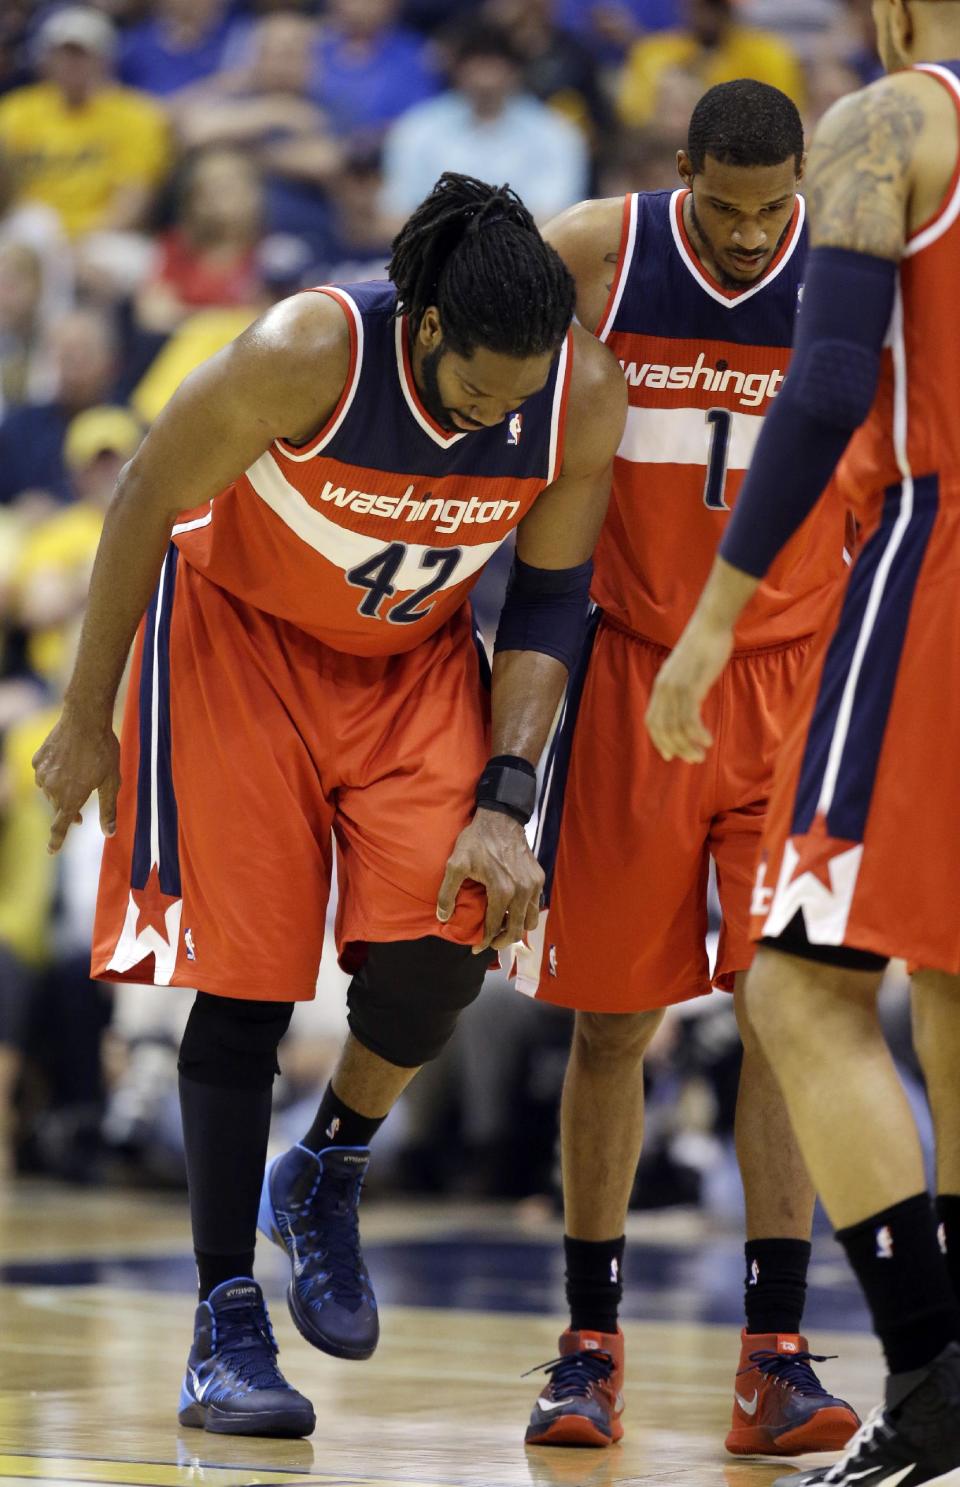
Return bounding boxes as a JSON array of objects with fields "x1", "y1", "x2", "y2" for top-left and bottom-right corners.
[{"x1": 475, "y1": 754, "x2": 537, "y2": 826}]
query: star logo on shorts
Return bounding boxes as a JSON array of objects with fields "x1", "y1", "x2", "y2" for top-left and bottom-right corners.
[
  {"x1": 132, "y1": 864, "x2": 179, "y2": 943},
  {"x1": 787, "y1": 813, "x2": 859, "y2": 892}
]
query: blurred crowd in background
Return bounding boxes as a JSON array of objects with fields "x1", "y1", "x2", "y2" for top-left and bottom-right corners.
[{"x1": 0, "y1": 0, "x2": 917, "y2": 1210}]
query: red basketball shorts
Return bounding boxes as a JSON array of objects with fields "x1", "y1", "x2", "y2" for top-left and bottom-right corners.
[
  {"x1": 92, "y1": 548, "x2": 490, "y2": 1000},
  {"x1": 752, "y1": 477, "x2": 960, "y2": 973},
  {"x1": 515, "y1": 614, "x2": 813, "y2": 1012}
]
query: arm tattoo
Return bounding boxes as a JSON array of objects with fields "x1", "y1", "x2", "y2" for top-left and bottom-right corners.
[{"x1": 807, "y1": 83, "x2": 923, "y2": 258}]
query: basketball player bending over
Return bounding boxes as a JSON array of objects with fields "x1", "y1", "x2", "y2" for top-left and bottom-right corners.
[{"x1": 33, "y1": 174, "x2": 626, "y2": 1438}]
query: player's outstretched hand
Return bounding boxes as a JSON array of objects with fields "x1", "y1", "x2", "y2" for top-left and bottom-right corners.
[
  {"x1": 32, "y1": 706, "x2": 121, "y2": 854},
  {"x1": 436, "y1": 809, "x2": 544, "y2": 955},
  {"x1": 645, "y1": 617, "x2": 734, "y2": 764}
]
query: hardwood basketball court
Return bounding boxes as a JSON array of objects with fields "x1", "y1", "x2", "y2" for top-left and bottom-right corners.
[{"x1": 0, "y1": 1185, "x2": 887, "y2": 1487}]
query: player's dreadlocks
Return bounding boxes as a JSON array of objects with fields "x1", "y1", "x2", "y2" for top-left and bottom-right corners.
[{"x1": 388, "y1": 173, "x2": 575, "y2": 359}]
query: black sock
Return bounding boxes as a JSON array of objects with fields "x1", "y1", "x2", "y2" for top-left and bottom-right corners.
[
  {"x1": 836, "y1": 1192, "x2": 960, "y2": 1375},
  {"x1": 564, "y1": 1235, "x2": 625, "y2": 1335},
  {"x1": 744, "y1": 1238, "x2": 811, "y2": 1336},
  {"x1": 179, "y1": 1074, "x2": 273, "y2": 1301},
  {"x1": 937, "y1": 1194, "x2": 960, "y2": 1300},
  {"x1": 195, "y1": 1250, "x2": 256, "y2": 1302},
  {"x1": 302, "y1": 1081, "x2": 385, "y2": 1152}
]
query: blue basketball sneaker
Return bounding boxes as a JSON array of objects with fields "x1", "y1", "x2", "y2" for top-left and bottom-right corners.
[
  {"x1": 178, "y1": 1277, "x2": 315, "y2": 1437},
  {"x1": 258, "y1": 1143, "x2": 379, "y2": 1360}
]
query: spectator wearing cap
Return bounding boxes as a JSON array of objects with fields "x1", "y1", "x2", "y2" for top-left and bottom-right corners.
[
  {"x1": 617, "y1": 0, "x2": 805, "y2": 128},
  {"x1": 120, "y1": 0, "x2": 251, "y2": 99},
  {"x1": 176, "y1": 12, "x2": 341, "y2": 251},
  {"x1": 0, "y1": 307, "x2": 119, "y2": 508},
  {"x1": 13, "y1": 405, "x2": 142, "y2": 683},
  {"x1": 0, "y1": 403, "x2": 140, "y2": 1184},
  {"x1": 0, "y1": 8, "x2": 171, "y2": 240},
  {"x1": 381, "y1": 21, "x2": 588, "y2": 225},
  {"x1": 314, "y1": 0, "x2": 440, "y2": 137}
]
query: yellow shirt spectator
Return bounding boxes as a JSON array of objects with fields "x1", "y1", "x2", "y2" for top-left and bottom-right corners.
[
  {"x1": 0, "y1": 707, "x2": 60, "y2": 967},
  {"x1": 0, "y1": 81, "x2": 170, "y2": 238},
  {"x1": 132, "y1": 307, "x2": 259, "y2": 423},
  {"x1": 618, "y1": 27, "x2": 806, "y2": 129},
  {"x1": 13, "y1": 501, "x2": 104, "y2": 680}
]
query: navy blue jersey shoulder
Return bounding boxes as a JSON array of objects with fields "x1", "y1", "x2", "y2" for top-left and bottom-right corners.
[
  {"x1": 610, "y1": 191, "x2": 807, "y2": 349},
  {"x1": 314, "y1": 280, "x2": 566, "y2": 482}
]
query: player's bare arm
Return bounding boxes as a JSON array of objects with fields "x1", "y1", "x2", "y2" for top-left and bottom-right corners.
[
  {"x1": 543, "y1": 198, "x2": 626, "y2": 335},
  {"x1": 437, "y1": 328, "x2": 627, "y2": 953},
  {"x1": 646, "y1": 70, "x2": 955, "y2": 766},
  {"x1": 32, "y1": 294, "x2": 352, "y2": 853}
]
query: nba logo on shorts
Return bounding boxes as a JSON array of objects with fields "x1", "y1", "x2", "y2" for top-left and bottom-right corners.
[
  {"x1": 507, "y1": 412, "x2": 523, "y2": 446},
  {"x1": 184, "y1": 927, "x2": 196, "y2": 962},
  {"x1": 548, "y1": 944, "x2": 558, "y2": 977}
]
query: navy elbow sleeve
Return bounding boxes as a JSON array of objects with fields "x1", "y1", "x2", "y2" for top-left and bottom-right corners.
[
  {"x1": 493, "y1": 556, "x2": 593, "y2": 673},
  {"x1": 721, "y1": 247, "x2": 897, "y2": 579}
]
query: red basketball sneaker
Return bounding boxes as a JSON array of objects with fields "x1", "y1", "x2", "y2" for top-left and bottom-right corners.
[
  {"x1": 726, "y1": 1330, "x2": 860, "y2": 1457},
  {"x1": 525, "y1": 1328, "x2": 625, "y2": 1448}
]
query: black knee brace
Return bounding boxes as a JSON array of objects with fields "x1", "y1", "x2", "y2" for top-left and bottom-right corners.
[
  {"x1": 178, "y1": 991, "x2": 295, "y2": 1090},
  {"x1": 346, "y1": 937, "x2": 487, "y2": 1068}
]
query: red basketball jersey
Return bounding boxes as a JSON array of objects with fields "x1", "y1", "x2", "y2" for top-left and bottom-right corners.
[
  {"x1": 593, "y1": 189, "x2": 848, "y2": 651},
  {"x1": 172, "y1": 281, "x2": 573, "y2": 656},
  {"x1": 837, "y1": 64, "x2": 960, "y2": 530}
]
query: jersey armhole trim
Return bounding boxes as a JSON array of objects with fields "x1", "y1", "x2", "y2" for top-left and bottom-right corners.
[
  {"x1": 904, "y1": 64, "x2": 960, "y2": 256},
  {"x1": 547, "y1": 329, "x2": 574, "y2": 484},
  {"x1": 596, "y1": 195, "x2": 638, "y2": 344},
  {"x1": 273, "y1": 286, "x2": 363, "y2": 461}
]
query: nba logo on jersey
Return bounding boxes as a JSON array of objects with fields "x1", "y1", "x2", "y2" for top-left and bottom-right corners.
[{"x1": 507, "y1": 412, "x2": 523, "y2": 446}]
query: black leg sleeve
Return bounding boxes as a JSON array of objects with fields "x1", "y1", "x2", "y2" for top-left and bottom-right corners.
[{"x1": 178, "y1": 992, "x2": 294, "y2": 1259}]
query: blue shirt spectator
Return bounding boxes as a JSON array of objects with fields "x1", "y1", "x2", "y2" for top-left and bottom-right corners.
[
  {"x1": 120, "y1": 0, "x2": 249, "y2": 98},
  {"x1": 554, "y1": 0, "x2": 681, "y2": 59},
  {"x1": 0, "y1": 402, "x2": 72, "y2": 505},
  {"x1": 175, "y1": 13, "x2": 342, "y2": 253},
  {"x1": 381, "y1": 22, "x2": 588, "y2": 224},
  {"x1": 314, "y1": 0, "x2": 439, "y2": 137},
  {"x1": 0, "y1": 308, "x2": 118, "y2": 506}
]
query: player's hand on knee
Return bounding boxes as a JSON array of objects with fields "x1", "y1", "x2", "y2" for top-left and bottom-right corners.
[
  {"x1": 436, "y1": 808, "x2": 544, "y2": 954},
  {"x1": 32, "y1": 708, "x2": 121, "y2": 854}
]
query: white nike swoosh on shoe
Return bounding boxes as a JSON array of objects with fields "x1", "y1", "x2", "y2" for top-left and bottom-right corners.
[
  {"x1": 835, "y1": 1468, "x2": 911, "y2": 1485},
  {"x1": 190, "y1": 1367, "x2": 214, "y2": 1404},
  {"x1": 735, "y1": 1390, "x2": 759, "y2": 1416},
  {"x1": 536, "y1": 1397, "x2": 577, "y2": 1413}
]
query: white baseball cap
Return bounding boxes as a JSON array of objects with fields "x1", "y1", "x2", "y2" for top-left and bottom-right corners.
[{"x1": 37, "y1": 7, "x2": 117, "y2": 59}]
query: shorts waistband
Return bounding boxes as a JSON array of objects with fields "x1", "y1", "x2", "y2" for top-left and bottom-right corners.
[{"x1": 597, "y1": 611, "x2": 814, "y2": 660}]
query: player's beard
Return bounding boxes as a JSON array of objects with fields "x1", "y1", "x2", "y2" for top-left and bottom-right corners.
[
  {"x1": 419, "y1": 342, "x2": 460, "y2": 432},
  {"x1": 689, "y1": 199, "x2": 792, "y2": 289}
]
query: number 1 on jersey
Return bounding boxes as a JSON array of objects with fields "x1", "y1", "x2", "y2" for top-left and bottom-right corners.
[{"x1": 703, "y1": 407, "x2": 733, "y2": 511}]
